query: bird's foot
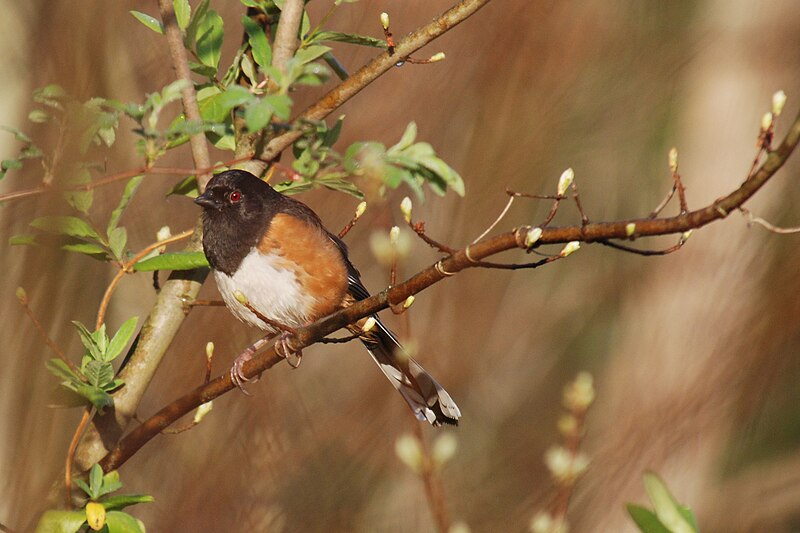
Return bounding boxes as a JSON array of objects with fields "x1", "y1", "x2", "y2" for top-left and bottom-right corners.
[
  {"x1": 230, "y1": 334, "x2": 274, "y2": 394},
  {"x1": 275, "y1": 331, "x2": 303, "y2": 368}
]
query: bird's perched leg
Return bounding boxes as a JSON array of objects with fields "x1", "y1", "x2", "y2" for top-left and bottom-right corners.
[
  {"x1": 231, "y1": 334, "x2": 276, "y2": 394},
  {"x1": 274, "y1": 330, "x2": 303, "y2": 368}
]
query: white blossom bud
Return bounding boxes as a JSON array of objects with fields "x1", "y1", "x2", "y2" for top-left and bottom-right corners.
[
  {"x1": 389, "y1": 226, "x2": 400, "y2": 245},
  {"x1": 625, "y1": 223, "x2": 636, "y2": 237},
  {"x1": 156, "y1": 226, "x2": 172, "y2": 241},
  {"x1": 668, "y1": 147, "x2": 679, "y2": 173},
  {"x1": 362, "y1": 316, "x2": 376, "y2": 333},
  {"x1": 400, "y1": 196, "x2": 413, "y2": 223},
  {"x1": 429, "y1": 52, "x2": 446, "y2": 63},
  {"x1": 403, "y1": 295, "x2": 415, "y2": 309},
  {"x1": 193, "y1": 401, "x2": 214, "y2": 424},
  {"x1": 395, "y1": 434, "x2": 424, "y2": 473},
  {"x1": 355, "y1": 201, "x2": 367, "y2": 219},
  {"x1": 681, "y1": 230, "x2": 693, "y2": 242},
  {"x1": 530, "y1": 511, "x2": 569, "y2": 533},
  {"x1": 557, "y1": 168, "x2": 574, "y2": 197},
  {"x1": 559, "y1": 241, "x2": 580, "y2": 257},
  {"x1": 772, "y1": 90, "x2": 787, "y2": 117},
  {"x1": 524, "y1": 227, "x2": 543, "y2": 248},
  {"x1": 233, "y1": 290, "x2": 249, "y2": 305},
  {"x1": 564, "y1": 372, "x2": 595, "y2": 411},
  {"x1": 380, "y1": 12, "x2": 390, "y2": 30},
  {"x1": 205, "y1": 342, "x2": 214, "y2": 361},
  {"x1": 761, "y1": 111, "x2": 773, "y2": 131},
  {"x1": 432, "y1": 433, "x2": 458, "y2": 467},
  {"x1": 557, "y1": 414, "x2": 579, "y2": 437}
]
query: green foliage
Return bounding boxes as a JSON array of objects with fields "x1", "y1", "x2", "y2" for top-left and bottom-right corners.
[
  {"x1": 133, "y1": 251, "x2": 209, "y2": 272},
  {"x1": 45, "y1": 317, "x2": 138, "y2": 412},
  {"x1": 0, "y1": 125, "x2": 42, "y2": 180},
  {"x1": 129, "y1": 10, "x2": 164, "y2": 34},
  {"x1": 36, "y1": 464, "x2": 153, "y2": 533},
  {"x1": 628, "y1": 472, "x2": 699, "y2": 533}
]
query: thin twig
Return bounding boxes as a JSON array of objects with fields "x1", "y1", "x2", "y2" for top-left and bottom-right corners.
[
  {"x1": 571, "y1": 182, "x2": 589, "y2": 226},
  {"x1": 598, "y1": 239, "x2": 684, "y2": 256},
  {"x1": 65, "y1": 408, "x2": 93, "y2": 507},
  {"x1": 158, "y1": 0, "x2": 213, "y2": 189},
  {"x1": 739, "y1": 206, "x2": 800, "y2": 234},
  {"x1": 95, "y1": 230, "x2": 194, "y2": 330},
  {"x1": 16, "y1": 290, "x2": 79, "y2": 374},
  {"x1": 319, "y1": 333, "x2": 360, "y2": 344},
  {"x1": 410, "y1": 222, "x2": 456, "y2": 254},
  {"x1": 649, "y1": 184, "x2": 677, "y2": 218},
  {"x1": 412, "y1": 423, "x2": 452, "y2": 533},
  {"x1": 472, "y1": 195, "x2": 515, "y2": 244}
]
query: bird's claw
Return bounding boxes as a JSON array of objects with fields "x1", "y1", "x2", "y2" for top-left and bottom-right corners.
[
  {"x1": 275, "y1": 331, "x2": 302, "y2": 368},
  {"x1": 230, "y1": 348, "x2": 259, "y2": 395}
]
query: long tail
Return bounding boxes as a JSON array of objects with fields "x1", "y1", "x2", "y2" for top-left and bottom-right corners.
[{"x1": 358, "y1": 318, "x2": 461, "y2": 426}]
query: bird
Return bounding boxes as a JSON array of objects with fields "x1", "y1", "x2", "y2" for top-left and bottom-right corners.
[{"x1": 194, "y1": 169, "x2": 461, "y2": 426}]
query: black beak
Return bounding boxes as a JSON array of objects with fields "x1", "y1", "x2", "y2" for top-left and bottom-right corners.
[{"x1": 194, "y1": 190, "x2": 220, "y2": 210}]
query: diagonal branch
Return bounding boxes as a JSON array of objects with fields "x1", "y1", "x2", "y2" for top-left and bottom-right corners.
[{"x1": 100, "y1": 109, "x2": 800, "y2": 472}]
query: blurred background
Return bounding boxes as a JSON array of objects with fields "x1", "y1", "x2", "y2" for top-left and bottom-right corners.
[{"x1": 2, "y1": 1, "x2": 800, "y2": 531}]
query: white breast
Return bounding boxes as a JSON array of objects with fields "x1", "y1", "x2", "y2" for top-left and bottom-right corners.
[{"x1": 214, "y1": 248, "x2": 316, "y2": 332}]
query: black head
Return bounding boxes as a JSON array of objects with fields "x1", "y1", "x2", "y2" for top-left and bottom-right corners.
[{"x1": 195, "y1": 170, "x2": 284, "y2": 275}]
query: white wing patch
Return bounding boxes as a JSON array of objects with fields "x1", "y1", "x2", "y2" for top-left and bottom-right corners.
[{"x1": 214, "y1": 248, "x2": 315, "y2": 332}]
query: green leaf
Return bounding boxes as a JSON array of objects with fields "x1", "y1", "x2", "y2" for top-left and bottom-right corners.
[
  {"x1": 627, "y1": 504, "x2": 672, "y2": 533},
  {"x1": 84, "y1": 360, "x2": 114, "y2": 388},
  {"x1": 679, "y1": 507, "x2": 700, "y2": 532},
  {"x1": 108, "y1": 227, "x2": 128, "y2": 262},
  {"x1": 101, "y1": 494, "x2": 155, "y2": 511},
  {"x1": 2, "y1": 159, "x2": 22, "y2": 172},
  {"x1": 184, "y1": 0, "x2": 209, "y2": 48},
  {"x1": 74, "y1": 478, "x2": 92, "y2": 498},
  {"x1": 64, "y1": 189, "x2": 93, "y2": 215},
  {"x1": 245, "y1": 99, "x2": 274, "y2": 133},
  {"x1": 32, "y1": 84, "x2": 67, "y2": 108},
  {"x1": 240, "y1": 54, "x2": 257, "y2": 86},
  {"x1": 196, "y1": 9, "x2": 224, "y2": 70},
  {"x1": 643, "y1": 472, "x2": 696, "y2": 533},
  {"x1": 295, "y1": 44, "x2": 331, "y2": 65},
  {"x1": 133, "y1": 251, "x2": 209, "y2": 272},
  {"x1": 389, "y1": 122, "x2": 418, "y2": 153},
  {"x1": 418, "y1": 155, "x2": 465, "y2": 196},
  {"x1": 105, "y1": 511, "x2": 146, "y2": 533},
  {"x1": 311, "y1": 31, "x2": 386, "y2": 48},
  {"x1": 106, "y1": 317, "x2": 138, "y2": 362},
  {"x1": 28, "y1": 109, "x2": 50, "y2": 123},
  {"x1": 323, "y1": 115, "x2": 345, "y2": 147},
  {"x1": 61, "y1": 242, "x2": 109, "y2": 260},
  {"x1": 45, "y1": 359, "x2": 81, "y2": 383},
  {"x1": 72, "y1": 321, "x2": 103, "y2": 360},
  {"x1": 265, "y1": 94, "x2": 292, "y2": 120},
  {"x1": 89, "y1": 463, "x2": 104, "y2": 497},
  {"x1": 30, "y1": 216, "x2": 102, "y2": 242},
  {"x1": 242, "y1": 15, "x2": 272, "y2": 67},
  {"x1": 198, "y1": 86, "x2": 252, "y2": 122},
  {"x1": 99, "y1": 470, "x2": 123, "y2": 498},
  {"x1": 108, "y1": 175, "x2": 145, "y2": 235},
  {"x1": 173, "y1": 0, "x2": 191, "y2": 30},
  {"x1": 75, "y1": 383, "x2": 114, "y2": 412},
  {"x1": 165, "y1": 175, "x2": 199, "y2": 198},
  {"x1": 9, "y1": 234, "x2": 37, "y2": 246},
  {"x1": 34, "y1": 510, "x2": 87, "y2": 533},
  {"x1": 130, "y1": 10, "x2": 164, "y2": 34}
]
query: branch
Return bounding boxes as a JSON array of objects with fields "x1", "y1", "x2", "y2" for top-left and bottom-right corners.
[
  {"x1": 99, "y1": 109, "x2": 800, "y2": 471},
  {"x1": 271, "y1": 0, "x2": 304, "y2": 73},
  {"x1": 158, "y1": 0, "x2": 212, "y2": 190},
  {"x1": 252, "y1": 0, "x2": 492, "y2": 170}
]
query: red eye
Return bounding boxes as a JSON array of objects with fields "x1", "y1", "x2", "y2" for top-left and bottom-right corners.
[{"x1": 229, "y1": 190, "x2": 241, "y2": 203}]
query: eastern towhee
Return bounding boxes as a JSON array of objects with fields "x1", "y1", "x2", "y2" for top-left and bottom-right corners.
[{"x1": 195, "y1": 170, "x2": 461, "y2": 426}]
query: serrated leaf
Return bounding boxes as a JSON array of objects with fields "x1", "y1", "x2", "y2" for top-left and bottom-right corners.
[
  {"x1": 100, "y1": 494, "x2": 154, "y2": 512},
  {"x1": 72, "y1": 321, "x2": 103, "y2": 360},
  {"x1": 9, "y1": 234, "x2": 37, "y2": 246},
  {"x1": 173, "y1": 0, "x2": 191, "y2": 30},
  {"x1": 75, "y1": 384, "x2": 114, "y2": 412},
  {"x1": 106, "y1": 317, "x2": 138, "y2": 362},
  {"x1": 196, "y1": 10, "x2": 224, "y2": 69},
  {"x1": 130, "y1": 10, "x2": 164, "y2": 34},
  {"x1": 133, "y1": 251, "x2": 209, "y2": 272},
  {"x1": 242, "y1": 15, "x2": 272, "y2": 67},
  {"x1": 34, "y1": 510, "x2": 87, "y2": 533},
  {"x1": 108, "y1": 227, "x2": 127, "y2": 261},
  {"x1": 198, "y1": 86, "x2": 252, "y2": 122},
  {"x1": 84, "y1": 360, "x2": 114, "y2": 388},
  {"x1": 627, "y1": 504, "x2": 672, "y2": 533},
  {"x1": 31, "y1": 216, "x2": 102, "y2": 242},
  {"x1": 165, "y1": 175, "x2": 199, "y2": 198},
  {"x1": 45, "y1": 359, "x2": 82, "y2": 383},
  {"x1": 311, "y1": 31, "x2": 386, "y2": 49},
  {"x1": 105, "y1": 511, "x2": 145, "y2": 533},
  {"x1": 295, "y1": 44, "x2": 331, "y2": 65},
  {"x1": 108, "y1": 175, "x2": 144, "y2": 235}
]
